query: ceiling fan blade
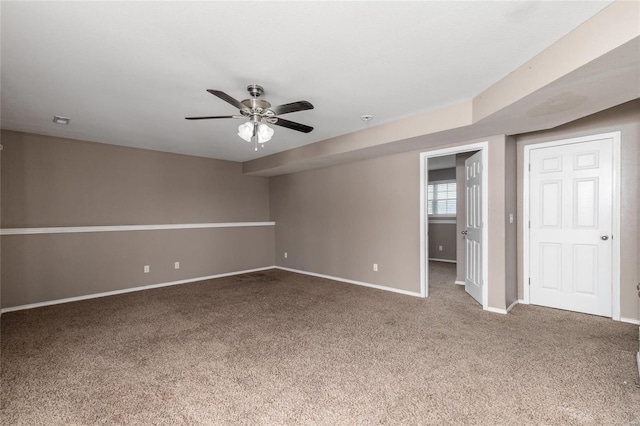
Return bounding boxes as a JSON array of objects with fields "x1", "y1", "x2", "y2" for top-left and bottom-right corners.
[
  {"x1": 185, "y1": 115, "x2": 243, "y2": 120},
  {"x1": 270, "y1": 101, "x2": 314, "y2": 116},
  {"x1": 272, "y1": 117, "x2": 314, "y2": 133},
  {"x1": 206, "y1": 89, "x2": 245, "y2": 110}
]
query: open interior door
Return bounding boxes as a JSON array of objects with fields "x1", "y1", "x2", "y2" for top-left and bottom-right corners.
[{"x1": 464, "y1": 151, "x2": 483, "y2": 305}]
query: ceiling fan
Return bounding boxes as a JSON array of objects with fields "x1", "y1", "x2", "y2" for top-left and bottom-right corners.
[{"x1": 186, "y1": 85, "x2": 314, "y2": 151}]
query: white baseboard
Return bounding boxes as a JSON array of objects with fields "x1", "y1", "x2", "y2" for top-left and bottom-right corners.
[
  {"x1": 274, "y1": 266, "x2": 422, "y2": 298},
  {"x1": 454, "y1": 280, "x2": 465, "y2": 286},
  {"x1": 485, "y1": 300, "x2": 520, "y2": 315},
  {"x1": 637, "y1": 352, "x2": 640, "y2": 380},
  {"x1": 506, "y1": 299, "x2": 519, "y2": 313},
  {"x1": 0, "y1": 266, "x2": 276, "y2": 314},
  {"x1": 428, "y1": 258, "x2": 456, "y2": 264},
  {"x1": 483, "y1": 300, "x2": 639, "y2": 317},
  {"x1": 515, "y1": 304, "x2": 636, "y2": 324}
]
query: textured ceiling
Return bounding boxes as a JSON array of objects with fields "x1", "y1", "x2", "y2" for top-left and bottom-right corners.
[{"x1": 0, "y1": 1, "x2": 612, "y2": 162}]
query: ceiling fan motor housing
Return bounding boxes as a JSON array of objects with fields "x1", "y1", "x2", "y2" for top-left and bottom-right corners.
[{"x1": 241, "y1": 85, "x2": 272, "y2": 119}]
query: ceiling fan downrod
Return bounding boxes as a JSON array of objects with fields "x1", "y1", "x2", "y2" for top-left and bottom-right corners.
[{"x1": 247, "y1": 84, "x2": 264, "y2": 98}]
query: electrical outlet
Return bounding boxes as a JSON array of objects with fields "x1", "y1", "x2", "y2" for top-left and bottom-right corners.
[
  {"x1": 284, "y1": 252, "x2": 288, "y2": 259},
  {"x1": 439, "y1": 245, "x2": 443, "y2": 251},
  {"x1": 174, "y1": 262, "x2": 180, "y2": 269},
  {"x1": 373, "y1": 263, "x2": 378, "y2": 272},
  {"x1": 144, "y1": 265, "x2": 150, "y2": 273}
]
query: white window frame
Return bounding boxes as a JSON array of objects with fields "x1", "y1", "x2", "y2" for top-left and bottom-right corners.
[{"x1": 427, "y1": 179, "x2": 457, "y2": 217}]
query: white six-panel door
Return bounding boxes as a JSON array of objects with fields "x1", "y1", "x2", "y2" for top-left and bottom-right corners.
[
  {"x1": 529, "y1": 137, "x2": 613, "y2": 317},
  {"x1": 465, "y1": 151, "x2": 483, "y2": 305}
]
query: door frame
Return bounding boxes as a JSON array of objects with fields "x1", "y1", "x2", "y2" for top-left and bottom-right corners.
[
  {"x1": 420, "y1": 141, "x2": 489, "y2": 310},
  {"x1": 522, "y1": 131, "x2": 621, "y2": 320}
]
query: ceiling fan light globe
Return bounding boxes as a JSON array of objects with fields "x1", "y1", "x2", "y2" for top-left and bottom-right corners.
[
  {"x1": 237, "y1": 122, "x2": 254, "y2": 142},
  {"x1": 257, "y1": 123, "x2": 274, "y2": 143}
]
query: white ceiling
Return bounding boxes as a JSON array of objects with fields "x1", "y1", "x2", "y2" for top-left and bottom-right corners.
[{"x1": 1, "y1": 1, "x2": 613, "y2": 162}]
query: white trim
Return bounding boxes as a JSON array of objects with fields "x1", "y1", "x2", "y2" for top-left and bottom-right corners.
[
  {"x1": 428, "y1": 219, "x2": 456, "y2": 225},
  {"x1": 0, "y1": 221, "x2": 276, "y2": 235},
  {"x1": 636, "y1": 352, "x2": 640, "y2": 380},
  {"x1": 0, "y1": 266, "x2": 275, "y2": 313},
  {"x1": 482, "y1": 147, "x2": 489, "y2": 312},
  {"x1": 487, "y1": 301, "x2": 527, "y2": 314},
  {"x1": 420, "y1": 142, "x2": 489, "y2": 311},
  {"x1": 428, "y1": 258, "x2": 456, "y2": 263},
  {"x1": 611, "y1": 134, "x2": 621, "y2": 321},
  {"x1": 486, "y1": 300, "x2": 520, "y2": 314},
  {"x1": 523, "y1": 131, "x2": 621, "y2": 320},
  {"x1": 455, "y1": 280, "x2": 465, "y2": 286},
  {"x1": 506, "y1": 299, "x2": 519, "y2": 313},
  {"x1": 523, "y1": 143, "x2": 531, "y2": 305},
  {"x1": 275, "y1": 266, "x2": 422, "y2": 298},
  {"x1": 420, "y1": 151, "x2": 427, "y2": 297},
  {"x1": 620, "y1": 317, "x2": 640, "y2": 326}
]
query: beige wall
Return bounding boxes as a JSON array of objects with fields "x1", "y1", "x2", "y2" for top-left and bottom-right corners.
[
  {"x1": 1, "y1": 131, "x2": 274, "y2": 308},
  {"x1": 270, "y1": 135, "x2": 514, "y2": 310},
  {"x1": 5, "y1": 100, "x2": 634, "y2": 318},
  {"x1": 428, "y1": 224, "x2": 456, "y2": 262},
  {"x1": 270, "y1": 151, "x2": 421, "y2": 293},
  {"x1": 2, "y1": 227, "x2": 274, "y2": 307},
  {"x1": 516, "y1": 100, "x2": 640, "y2": 321},
  {"x1": 486, "y1": 136, "x2": 508, "y2": 309},
  {"x1": 428, "y1": 168, "x2": 455, "y2": 182},
  {"x1": 2, "y1": 131, "x2": 270, "y2": 227},
  {"x1": 505, "y1": 136, "x2": 517, "y2": 308}
]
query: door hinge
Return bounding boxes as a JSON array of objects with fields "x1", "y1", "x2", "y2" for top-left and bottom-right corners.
[
  {"x1": 528, "y1": 163, "x2": 531, "y2": 172},
  {"x1": 528, "y1": 220, "x2": 531, "y2": 229},
  {"x1": 528, "y1": 278, "x2": 531, "y2": 286}
]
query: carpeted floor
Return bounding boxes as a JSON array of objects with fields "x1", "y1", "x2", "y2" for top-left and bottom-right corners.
[{"x1": 2, "y1": 262, "x2": 639, "y2": 425}]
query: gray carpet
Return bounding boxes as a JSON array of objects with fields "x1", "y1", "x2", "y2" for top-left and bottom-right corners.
[{"x1": 2, "y1": 262, "x2": 639, "y2": 425}]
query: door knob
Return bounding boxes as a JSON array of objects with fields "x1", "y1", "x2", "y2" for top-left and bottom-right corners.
[
  {"x1": 461, "y1": 231, "x2": 468, "y2": 235},
  {"x1": 600, "y1": 235, "x2": 609, "y2": 241}
]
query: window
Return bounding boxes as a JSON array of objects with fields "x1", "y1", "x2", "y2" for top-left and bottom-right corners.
[{"x1": 428, "y1": 180, "x2": 456, "y2": 216}]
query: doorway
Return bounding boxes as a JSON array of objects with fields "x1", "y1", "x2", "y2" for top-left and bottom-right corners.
[{"x1": 420, "y1": 142, "x2": 489, "y2": 310}]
